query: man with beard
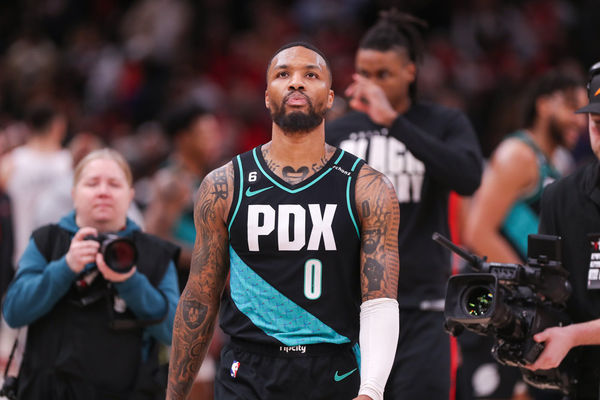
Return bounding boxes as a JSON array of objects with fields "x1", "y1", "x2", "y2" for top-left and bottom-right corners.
[
  {"x1": 167, "y1": 42, "x2": 401, "y2": 400},
  {"x1": 326, "y1": 10, "x2": 483, "y2": 400},
  {"x1": 464, "y1": 71, "x2": 587, "y2": 265},
  {"x1": 462, "y1": 71, "x2": 586, "y2": 399}
]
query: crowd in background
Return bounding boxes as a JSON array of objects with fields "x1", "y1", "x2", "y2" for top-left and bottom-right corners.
[
  {"x1": 1, "y1": 0, "x2": 600, "y2": 399},
  {"x1": 1, "y1": 0, "x2": 599, "y2": 171}
]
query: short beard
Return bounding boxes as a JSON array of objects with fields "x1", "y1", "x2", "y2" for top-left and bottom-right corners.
[
  {"x1": 271, "y1": 94, "x2": 325, "y2": 134},
  {"x1": 548, "y1": 117, "x2": 567, "y2": 148}
]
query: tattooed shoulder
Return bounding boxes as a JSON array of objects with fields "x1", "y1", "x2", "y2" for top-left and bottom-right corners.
[
  {"x1": 355, "y1": 164, "x2": 397, "y2": 220},
  {"x1": 355, "y1": 163, "x2": 400, "y2": 300},
  {"x1": 195, "y1": 162, "x2": 234, "y2": 225}
]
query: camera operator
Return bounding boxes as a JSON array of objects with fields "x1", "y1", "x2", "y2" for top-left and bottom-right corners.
[
  {"x1": 2, "y1": 148, "x2": 180, "y2": 400},
  {"x1": 528, "y1": 62, "x2": 600, "y2": 399}
]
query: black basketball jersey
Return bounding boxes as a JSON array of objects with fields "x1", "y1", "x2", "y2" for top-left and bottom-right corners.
[{"x1": 221, "y1": 145, "x2": 365, "y2": 347}]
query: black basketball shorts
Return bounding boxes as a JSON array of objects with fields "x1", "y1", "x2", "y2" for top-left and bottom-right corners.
[{"x1": 215, "y1": 338, "x2": 360, "y2": 400}]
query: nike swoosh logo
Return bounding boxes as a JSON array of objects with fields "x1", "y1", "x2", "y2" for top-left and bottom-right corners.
[
  {"x1": 334, "y1": 368, "x2": 357, "y2": 382},
  {"x1": 595, "y1": 87, "x2": 600, "y2": 97},
  {"x1": 245, "y1": 186, "x2": 274, "y2": 197}
]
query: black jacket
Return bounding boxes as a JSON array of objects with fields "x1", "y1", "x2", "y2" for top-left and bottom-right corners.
[
  {"x1": 539, "y1": 160, "x2": 600, "y2": 398},
  {"x1": 17, "y1": 224, "x2": 179, "y2": 400}
]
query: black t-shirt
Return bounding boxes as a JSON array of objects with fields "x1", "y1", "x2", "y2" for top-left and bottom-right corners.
[{"x1": 326, "y1": 103, "x2": 483, "y2": 308}]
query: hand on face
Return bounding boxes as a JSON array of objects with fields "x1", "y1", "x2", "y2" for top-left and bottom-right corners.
[
  {"x1": 66, "y1": 227, "x2": 100, "y2": 273},
  {"x1": 345, "y1": 74, "x2": 398, "y2": 127},
  {"x1": 95, "y1": 252, "x2": 136, "y2": 282}
]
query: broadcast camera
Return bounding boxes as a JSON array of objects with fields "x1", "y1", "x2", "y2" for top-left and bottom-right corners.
[
  {"x1": 85, "y1": 233, "x2": 138, "y2": 273},
  {"x1": 433, "y1": 232, "x2": 576, "y2": 394}
]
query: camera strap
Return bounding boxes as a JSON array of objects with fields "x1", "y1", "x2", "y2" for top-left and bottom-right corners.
[
  {"x1": 106, "y1": 285, "x2": 170, "y2": 330},
  {"x1": 2, "y1": 332, "x2": 19, "y2": 379}
]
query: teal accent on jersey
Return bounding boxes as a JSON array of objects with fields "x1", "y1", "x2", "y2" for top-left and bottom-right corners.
[
  {"x1": 251, "y1": 148, "x2": 335, "y2": 194},
  {"x1": 334, "y1": 150, "x2": 345, "y2": 165},
  {"x1": 501, "y1": 131, "x2": 561, "y2": 259},
  {"x1": 503, "y1": 201, "x2": 539, "y2": 257},
  {"x1": 334, "y1": 368, "x2": 357, "y2": 382},
  {"x1": 229, "y1": 246, "x2": 350, "y2": 346},
  {"x1": 352, "y1": 343, "x2": 361, "y2": 373},
  {"x1": 510, "y1": 131, "x2": 560, "y2": 204},
  {"x1": 346, "y1": 158, "x2": 362, "y2": 239},
  {"x1": 346, "y1": 177, "x2": 360, "y2": 239},
  {"x1": 228, "y1": 156, "x2": 244, "y2": 233},
  {"x1": 245, "y1": 186, "x2": 274, "y2": 197}
]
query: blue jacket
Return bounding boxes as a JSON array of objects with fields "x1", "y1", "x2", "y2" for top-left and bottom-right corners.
[{"x1": 3, "y1": 211, "x2": 180, "y2": 346}]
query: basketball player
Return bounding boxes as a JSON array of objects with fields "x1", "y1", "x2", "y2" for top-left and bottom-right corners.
[
  {"x1": 326, "y1": 10, "x2": 483, "y2": 400},
  {"x1": 167, "y1": 42, "x2": 401, "y2": 400}
]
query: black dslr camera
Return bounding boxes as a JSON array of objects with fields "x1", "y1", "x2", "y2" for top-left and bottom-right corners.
[
  {"x1": 433, "y1": 232, "x2": 576, "y2": 394},
  {"x1": 85, "y1": 233, "x2": 138, "y2": 273}
]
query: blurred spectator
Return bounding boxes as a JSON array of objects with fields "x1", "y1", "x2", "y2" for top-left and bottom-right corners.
[
  {"x1": 461, "y1": 71, "x2": 587, "y2": 400},
  {"x1": 0, "y1": 102, "x2": 71, "y2": 264},
  {"x1": 464, "y1": 71, "x2": 586, "y2": 264},
  {"x1": 2, "y1": 148, "x2": 180, "y2": 399},
  {"x1": 0, "y1": 189, "x2": 14, "y2": 299},
  {"x1": 143, "y1": 102, "x2": 225, "y2": 399}
]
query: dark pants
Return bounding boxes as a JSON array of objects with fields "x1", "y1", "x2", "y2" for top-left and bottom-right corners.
[
  {"x1": 215, "y1": 339, "x2": 360, "y2": 400},
  {"x1": 384, "y1": 309, "x2": 450, "y2": 400}
]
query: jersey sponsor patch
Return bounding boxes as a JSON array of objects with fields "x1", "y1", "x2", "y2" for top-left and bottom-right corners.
[{"x1": 588, "y1": 233, "x2": 600, "y2": 289}]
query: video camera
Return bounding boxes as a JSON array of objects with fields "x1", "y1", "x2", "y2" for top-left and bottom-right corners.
[{"x1": 433, "y1": 232, "x2": 576, "y2": 394}]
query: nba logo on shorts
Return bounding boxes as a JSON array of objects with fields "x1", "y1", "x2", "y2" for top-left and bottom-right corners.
[{"x1": 230, "y1": 360, "x2": 240, "y2": 378}]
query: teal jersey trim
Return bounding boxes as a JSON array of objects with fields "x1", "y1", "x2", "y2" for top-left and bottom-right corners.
[
  {"x1": 228, "y1": 156, "x2": 244, "y2": 233},
  {"x1": 502, "y1": 201, "x2": 539, "y2": 258},
  {"x1": 352, "y1": 343, "x2": 361, "y2": 373},
  {"x1": 346, "y1": 158, "x2": 362, "y2": 239},
  {"x1": 229, "y1": 246, "x2": 350, "y2": 346},
  {"x1": 334, "y1": 149, "x2": 345, "y2": 165},
  {"x1": 252, "y1": 147, "x2": 337, "y2": 194}
]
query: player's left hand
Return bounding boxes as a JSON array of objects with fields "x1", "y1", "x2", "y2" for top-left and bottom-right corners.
[
  {"x1": 96, "y1": 252, "x2": 136, "y2": 282},
  {"x1": 524, "y1": 325, "x2": 575, "y2": 370},
  {"x1": 345, "y1": 74, "x2": 398, "y2": 127}
]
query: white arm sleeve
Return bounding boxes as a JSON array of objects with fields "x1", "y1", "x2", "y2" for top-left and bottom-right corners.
[{"x1": 358, "y1": 297, "x2": 400, "y2": 400}]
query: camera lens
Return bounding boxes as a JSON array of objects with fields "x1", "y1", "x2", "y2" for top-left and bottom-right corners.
[
  {"x1": 103, "y1": 239, "x2": 137, "y2": 272},
  {"x1": 464, "y1": 286, "x2": 493, "y2": 316}
]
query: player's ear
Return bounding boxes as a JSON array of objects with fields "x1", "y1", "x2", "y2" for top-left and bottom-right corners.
[
  {"x1": 265, "y1": 90, "x2": 270, "y2": 110},
  {"x1": 327, "y1": 89, "x2": 335, "y2": 110}
]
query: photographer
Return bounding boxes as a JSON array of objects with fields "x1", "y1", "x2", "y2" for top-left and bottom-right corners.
[
  {"x1": 2, "y1": 148, "x2": 180, "y2": 400},
  {"x1": 529, "y1": 62, "x2": 600, "y2": 399}
]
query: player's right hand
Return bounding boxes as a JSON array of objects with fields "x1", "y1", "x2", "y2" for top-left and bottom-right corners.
[
  {"x1": 65, "y1": 227, "x2": 100, "y2": 273},
  {"x1": 345, "y1": 74, "x2": 398, "y2": 127}
]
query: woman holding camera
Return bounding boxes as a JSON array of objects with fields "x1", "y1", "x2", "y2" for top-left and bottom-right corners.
[{"x1": 3, "y1": 148, "x2": 180, "y2": 400}]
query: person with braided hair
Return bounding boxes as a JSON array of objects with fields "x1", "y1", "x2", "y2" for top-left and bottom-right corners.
[{"x1": 326, "y1": 9, "x2": 483, "y2": 400}]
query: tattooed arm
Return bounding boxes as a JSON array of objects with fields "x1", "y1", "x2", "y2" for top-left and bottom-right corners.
[
  {"x1": 355, "y1": 164, "x2": 400, "y2": 301},
  {"x1": 167, "y1": 163, "x2": 234, "y2": 400},
  {"x1": 353, "y1": 164, "x2": 400, "y2": 400}
]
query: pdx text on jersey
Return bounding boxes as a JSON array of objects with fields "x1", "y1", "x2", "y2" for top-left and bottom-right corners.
[
  {"x1": 339, "y1": 128, "x2": 424, "y2": 203},
  {"x1": 247, "y1": 204, "x2": 338, "y2": 251}
]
